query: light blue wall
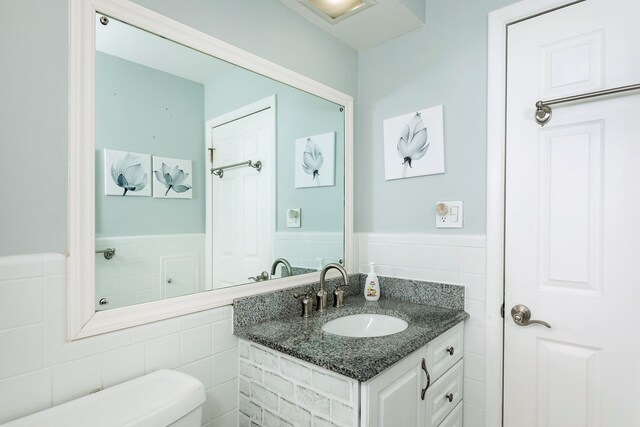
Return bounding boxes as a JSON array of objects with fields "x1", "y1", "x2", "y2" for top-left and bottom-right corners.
[
  {"x1": 0, "y1": 0, "x2": 357, "y2": 256},
  {"x1": 401, "y1": 0, "x2": 427, "y2": 22},
  {"x1": 356, "y1": 0, "x2": 519, "y2": 234},
  {"x1": 0, "y1": 0, "x2": 68, "y2": 256},
  {"x1": 204, "y1": 68, "x2": 344, "y2": 233},
  {"x1": 95, "y1": 52, "x2": 205, "y2": 237},
  {"x1": 1, "y1": 0, "x2": 524, "y2": 255}
]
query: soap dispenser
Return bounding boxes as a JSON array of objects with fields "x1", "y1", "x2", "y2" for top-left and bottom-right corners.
[{"x1": 364, "y1": 262, "x2": 380, "y2": 301}]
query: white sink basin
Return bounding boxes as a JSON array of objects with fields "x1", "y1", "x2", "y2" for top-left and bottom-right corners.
[{"x1": 322, "y1": 314, "x2": 408, "y2": 338}]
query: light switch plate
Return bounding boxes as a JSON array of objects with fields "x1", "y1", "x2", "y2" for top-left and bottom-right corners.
[
  {"x1": 436, "y1": 201, "x2": 463, "y2": 228},
  {"x1": 287, "y1": 208, "x2": 301, "y2": 228}
]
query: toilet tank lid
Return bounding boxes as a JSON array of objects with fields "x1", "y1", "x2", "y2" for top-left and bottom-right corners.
[{"x1": 3, "y1": 370, "x2": 206, "y2": 427}]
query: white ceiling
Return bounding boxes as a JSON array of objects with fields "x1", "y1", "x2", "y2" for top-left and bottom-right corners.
[{"x1": 277, "y1": 0, "x2": 425, "y2": 50}]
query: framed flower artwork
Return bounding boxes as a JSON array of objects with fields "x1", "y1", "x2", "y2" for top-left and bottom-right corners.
[
  {"x1": 383, "y1": 105, "x2": 445, "y2": 180},
  {"x1": 104, "y1": 149, "x2": 151, "y2": 197},
  {"x1": 152, "y1": 156, "x2": 193, "y2": 199},
  {"x1": 294, "y1": 131, "x2": 336, "y2": 188}
]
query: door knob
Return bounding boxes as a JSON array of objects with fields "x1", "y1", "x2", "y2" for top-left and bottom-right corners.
[{"x1": 511, "y1": 304, "x2": 551, "y2": 328}]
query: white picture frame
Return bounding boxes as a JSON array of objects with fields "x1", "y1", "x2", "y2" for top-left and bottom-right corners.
[
  {"x1": 103, "y1": 149, "x2": 151, "y2": 197},
  {"x1": 383, "y1": 105, "x2": 445, "y2": 180},
  {"x1": 152, "y1": 156, "x2": 193, "y2": 199},
  {"x1": 294, "y1": 131, "x2": 336, "y2": 188}
]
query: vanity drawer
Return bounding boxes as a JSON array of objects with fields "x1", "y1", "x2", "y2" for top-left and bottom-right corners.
[
  {"x1": 438, "y1": 401, "x2": 463, "y2": 427},
  {"x1": 425, "y1": 359, "x2": 464, "y2": 426},
  {"x1": 426, "y1": 322, "x2": 464, "y2": 381}
]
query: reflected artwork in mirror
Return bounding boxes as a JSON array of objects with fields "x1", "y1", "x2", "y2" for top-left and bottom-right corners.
[{"x1": 94, "y1": 14, "x2": 345, "y2": 311}]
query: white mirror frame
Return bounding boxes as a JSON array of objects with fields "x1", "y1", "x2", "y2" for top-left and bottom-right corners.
[{"x1": 68, "y1": 0, "x2": 354, "y2": 340}]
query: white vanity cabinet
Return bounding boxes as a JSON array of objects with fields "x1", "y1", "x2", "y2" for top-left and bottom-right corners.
[{"x1": 361, "y1": 322, "x2": 464, "y2": 427}]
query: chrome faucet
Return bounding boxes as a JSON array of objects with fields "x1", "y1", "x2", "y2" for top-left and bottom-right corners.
[
  {"x1": 270, "y1": 258, "x2": 293, "y2": 277},
  {"x1": 317, "y1": 263, "x2": 349, "y2": 312}
]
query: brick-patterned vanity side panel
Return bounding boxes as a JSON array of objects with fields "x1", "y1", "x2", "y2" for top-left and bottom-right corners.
[{"x1": 238, "y1": 339, "x2": 359, "y2": 427}]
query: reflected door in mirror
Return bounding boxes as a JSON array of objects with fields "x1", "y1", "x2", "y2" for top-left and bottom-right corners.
[{"x1": 210, "y1": 107, "x2": 274, "y2": 289}]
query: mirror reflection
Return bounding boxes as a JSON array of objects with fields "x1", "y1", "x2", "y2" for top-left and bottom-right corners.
[{"x1": 94, "y1": 15, "x2": 345, "y2": 311}]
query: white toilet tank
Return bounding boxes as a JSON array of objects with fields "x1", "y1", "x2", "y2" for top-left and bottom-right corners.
[{"x1": 3, "y1": 370, "x2": 206, "y2": 427}]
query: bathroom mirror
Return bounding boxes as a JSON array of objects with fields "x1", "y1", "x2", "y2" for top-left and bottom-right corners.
[
  {"x1": 93, "y1": 14, "x2": 345, "y2": 311},
  {"x1": 68, "y1": 0, "x2": 353, "y2": 339}
]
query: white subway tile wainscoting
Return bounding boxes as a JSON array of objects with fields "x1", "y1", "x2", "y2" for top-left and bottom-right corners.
[
  {"x1": 95, "y1": 234, "x2": 205, "y2": 310},
  {"x1": 238, "y1": 339, "x2": 359, "y2": 427},
  {"x1": 356, "y1": 233, "x2": 487, "y2": 427},
  {"x1": 274, "y1": 232, "x2": 343, "y2": 271},
  {"x1": 1, "y1": 235, "x2": 486, "y2": 426},
  {"x1": 0, "y1": 253, "x2": 237, "y2": 426}
]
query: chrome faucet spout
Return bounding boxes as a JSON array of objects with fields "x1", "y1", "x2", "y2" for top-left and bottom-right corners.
[
  {"x1": 318, "y1": 263, "x2": 349, "y2": 312},
  {"x1": 270, "y1": 258, "x2": 293, "y2": 277}
]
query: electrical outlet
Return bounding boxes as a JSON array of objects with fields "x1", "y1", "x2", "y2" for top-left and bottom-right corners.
[
  {"x1": 287, "y1": 208, "x2": 301, "y2": 228},
  {"x1": 435, "y1": 201, "x2": 463, "y2": 228}
]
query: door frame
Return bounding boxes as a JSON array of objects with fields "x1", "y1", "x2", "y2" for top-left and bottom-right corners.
[
  {"x1": 204, "y1": 95, "x2": 277, "y2": 290},
  {"x1": 486, "y1": 0, "x2": 585, "y2": 425}
]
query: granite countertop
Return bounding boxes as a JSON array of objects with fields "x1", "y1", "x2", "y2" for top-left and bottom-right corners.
[{"x1": 234, "y1": 294, "x2": 469, "y2": 382}]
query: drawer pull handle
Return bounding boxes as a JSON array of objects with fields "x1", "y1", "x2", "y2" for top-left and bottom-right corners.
[
  {"x1": 446, "y1": 346, "x2": 454, "y2": 356},
  {"x1": 445, "y1": 393, "x2": 454, "y2": 403},
  {"x1": 420, "y1": 358, "x2": 431, "y2": 400}
]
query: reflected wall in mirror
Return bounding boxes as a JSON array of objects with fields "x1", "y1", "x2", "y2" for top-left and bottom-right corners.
[{"x1": 94, "y1": 14, "x2": 345, "y2": 311}]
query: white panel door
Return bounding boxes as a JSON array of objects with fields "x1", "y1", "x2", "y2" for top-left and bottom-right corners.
[
  {"x1": 210, "y1": 108, "x2": 273, "y2": 288},
  {"x1": 505, "y1": 1, "x2": 640, "y2": 426}
]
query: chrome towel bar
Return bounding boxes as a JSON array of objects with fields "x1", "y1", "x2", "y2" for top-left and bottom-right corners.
[
  {"x1": 210, "y1": 160, "x2": 262, "y2": 178},
  {"x1": 535, "y1": 83, "x2": 640, "y2": 126},
  {"x1": 95, "y1": 248, "x2": 116, "y2": 260}
]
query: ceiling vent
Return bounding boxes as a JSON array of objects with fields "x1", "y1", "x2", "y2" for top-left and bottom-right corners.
[
  {"x1": 279, "y1": 0, "x2": 425, "y2": 50},
  {"x1": 299, "y1": 0, "x2": 376, "y2": 24}
]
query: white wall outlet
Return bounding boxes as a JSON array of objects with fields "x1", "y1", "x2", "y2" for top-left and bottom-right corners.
[
  {"x1": 287, "y1": 208, "x2": 301, "y2": 228},
  {"x1": 435, "y1": 201, "x2": 463, "y2": 228}
]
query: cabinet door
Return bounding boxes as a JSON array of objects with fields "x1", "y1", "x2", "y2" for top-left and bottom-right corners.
[
  {"x1": 438, "y1": 401, "x2": 463, "y2": 427},
  {"x1": 362, "y1": 347, "x2": 427, "y2": 427},
  {"x1": 425, "y1": 359, "x2": 464, "y2": 426}
]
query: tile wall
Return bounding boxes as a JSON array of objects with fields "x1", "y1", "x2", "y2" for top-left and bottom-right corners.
[
  {"x1": 356, "y1": 233, "x2": 487, "y2": 427},
  {"x1": 238, "y1": 339, "x2": 359, "y2": 427},
  {"x1": 95, "y1": 234, "x2": 205, "y2": 310},
  {"x1": 0, "y1": 253, "x2": 236, "y2": 426},
  {"x1": 274, "y1": 232, "x2": 342, "y2": 270},
  {"x1": 0, "y1": 234, "x2": 488, "y2": 426}
]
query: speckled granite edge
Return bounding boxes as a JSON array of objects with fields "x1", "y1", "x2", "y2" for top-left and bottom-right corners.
[{"x1": 234, "y1": 273, "x2": 464, "y2": 330}]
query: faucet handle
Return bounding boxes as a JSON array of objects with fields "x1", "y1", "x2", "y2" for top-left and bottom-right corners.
[
  {"x1": 293, "y1": 289, "x2": 311, "y2": 299},
  {"x1": 249, "y1": 271, "x2": 270, "y2": 282},
  {"x1": 293, "y1": 288, "x2": 314, "y2": 318},
  {"x1": 334, "y1": 281, "x2": 348, "y2": 290}
]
